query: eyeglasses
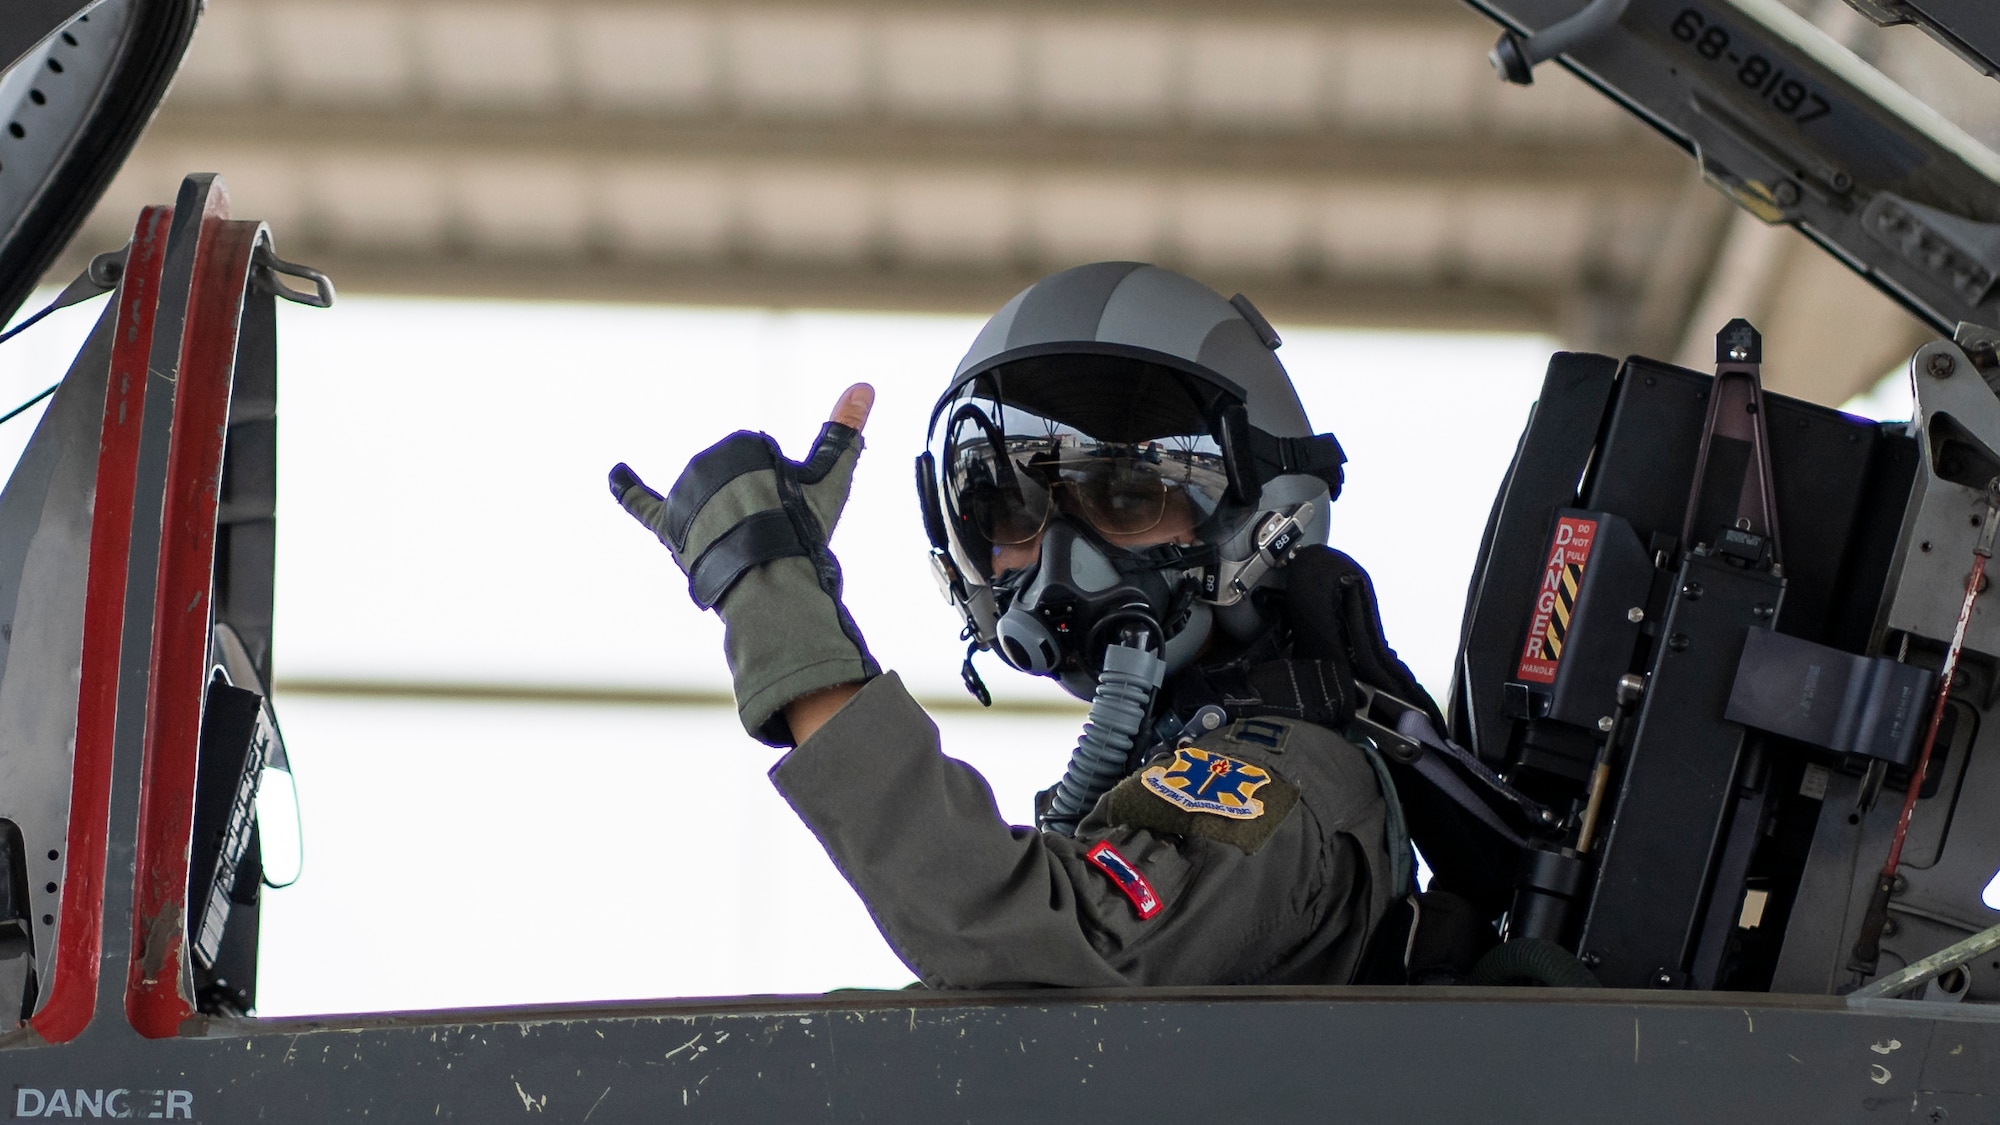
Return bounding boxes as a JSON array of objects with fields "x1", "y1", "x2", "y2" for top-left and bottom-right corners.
[{"x1": 956, "y1": 454, "x2": 1217, "y2": 545}]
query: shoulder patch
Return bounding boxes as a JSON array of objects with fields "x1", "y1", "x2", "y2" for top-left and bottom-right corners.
[
  {"x1": 1107, "y1": 749, "x2": 1302, "y2": 856},
  {"x1": 1142, "y1": 747, "x2": 1272, "y2": 819},
  {"x1": 1084, "y1": 841, "x2": 1162, "y2": 919}
]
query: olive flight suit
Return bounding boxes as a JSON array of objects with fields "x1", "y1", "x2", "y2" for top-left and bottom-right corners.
[{"x1": 771, "y1": 671, "x2": 1404, "y2": 989}]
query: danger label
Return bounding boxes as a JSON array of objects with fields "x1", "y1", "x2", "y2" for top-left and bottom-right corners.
[{"x1": 1517, "y1": 515, "x2": 1597, "y2": 684}]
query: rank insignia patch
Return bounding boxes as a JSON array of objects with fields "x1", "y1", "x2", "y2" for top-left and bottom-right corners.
[
  {"x1": 1085, "y1": 841, "x2": 1162, "y2": 919},
  {"x1": 1140, "y1": 747, "x2": 1271, "y2": 820}
]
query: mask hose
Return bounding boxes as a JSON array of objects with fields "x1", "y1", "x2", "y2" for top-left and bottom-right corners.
[{"x1": 1041, "y1": 628, "x2": 1168, "y2": 836}]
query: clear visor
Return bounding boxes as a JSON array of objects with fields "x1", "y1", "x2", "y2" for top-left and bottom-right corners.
[{"x1": 934, "y1": 385, "x2": 1236, "y2": 575}]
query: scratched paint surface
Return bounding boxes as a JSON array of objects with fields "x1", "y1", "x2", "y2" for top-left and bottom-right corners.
[{"x1": 1, "y1": 991, "x2": 1993, "y2": 1122}]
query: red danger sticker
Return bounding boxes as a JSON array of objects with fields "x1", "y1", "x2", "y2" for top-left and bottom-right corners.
[{"x1": 1517, "y1": 515, "x2": 1598, "y2": 684}]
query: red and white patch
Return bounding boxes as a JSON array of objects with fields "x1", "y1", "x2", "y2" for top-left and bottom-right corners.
[{"x1": 1085, "y1": 841, "x2": 1162, "y2": 920}]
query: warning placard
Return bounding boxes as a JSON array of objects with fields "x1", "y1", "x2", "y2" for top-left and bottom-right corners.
[{"x1": 1517, "y1": 515, "x2": 1598, "y2": 684}]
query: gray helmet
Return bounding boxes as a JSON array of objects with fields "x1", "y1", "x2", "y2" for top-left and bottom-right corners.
[{"x1": 916, "y1": 262, "x2": 1346, "y2": 699}]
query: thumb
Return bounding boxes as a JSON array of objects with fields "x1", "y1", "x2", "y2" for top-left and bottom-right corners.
[
  {"x1": 607, "y1": 461, "x2": 672, "y2": 544},
  {"x1": 608, "y1": 461, "x2": 652, "y2": 503},
  {"x1": 829, "y1": 383, "x2": 874, "y2": 434}
]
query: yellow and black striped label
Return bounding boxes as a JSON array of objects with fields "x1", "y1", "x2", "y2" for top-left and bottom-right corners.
[
  {"x1": 1541, "y1": 561, "x2": 1582, "y2": 659},
  {"x1": 1518, "y1": 515, "x2": 1598, "y2": 684}
]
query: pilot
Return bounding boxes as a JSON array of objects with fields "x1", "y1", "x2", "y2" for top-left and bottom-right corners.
[{"x1": 610, "y1": 262, "x2": 1438, "y2": 988}]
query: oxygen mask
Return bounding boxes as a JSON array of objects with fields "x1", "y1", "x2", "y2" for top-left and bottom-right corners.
[
  {"x1": 987, "y1": 516, "x2": 1190, "y2": 836},
  {"x1": 992, "y1": 519, "x2": 1178, "y2": 676}
]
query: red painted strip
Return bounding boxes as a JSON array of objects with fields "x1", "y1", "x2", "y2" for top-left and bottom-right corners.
[
  {"x1": 127, "y1": 216, "x2": 262, "y2": 1039},
  {"x1": 29, "y1": 206, "x2": 175, "y2": 1044},
  {"x1": 1885, "y1": 553, "x2": 1987, "y2": 878}
]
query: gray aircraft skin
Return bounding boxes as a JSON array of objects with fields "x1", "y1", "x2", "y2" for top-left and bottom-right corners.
[{"x1": 0, "y1": 1, "x2": 1997, "y2": 1121}]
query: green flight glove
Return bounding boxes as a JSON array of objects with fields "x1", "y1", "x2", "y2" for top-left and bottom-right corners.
[{"x1": 609, "y1": 421, "x2": 877, "y2": 747}]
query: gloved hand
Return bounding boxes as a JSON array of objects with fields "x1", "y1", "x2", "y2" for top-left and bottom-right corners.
[{"x1": 610, "y1": 385, "x2": 878, "y2": 747}]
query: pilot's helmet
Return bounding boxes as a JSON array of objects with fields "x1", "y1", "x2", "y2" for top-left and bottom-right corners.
[{"x1": 915, "y1": 262, "x2": 1347, "y2": 699}]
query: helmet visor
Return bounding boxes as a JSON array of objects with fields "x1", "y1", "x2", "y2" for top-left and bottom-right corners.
[{"x1": 933, "y1": 363, "x2": 1238, "y2": 575}]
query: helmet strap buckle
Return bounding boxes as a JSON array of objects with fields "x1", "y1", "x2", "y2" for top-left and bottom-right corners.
[{"x1": 1206, "y1": 505, "x2": 1310, "y2": 607}]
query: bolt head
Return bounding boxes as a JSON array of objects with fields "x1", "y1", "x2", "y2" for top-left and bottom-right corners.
[
  {"x1": 1598, "y1": 716, "x2": 1615, "y2": 732},
  {"x1": 1930, "y1": 353, "x2": 1958, "y2": 378},
  {"x1": 1626, "y1": 606, "x2": 1645, "y2": 623}
]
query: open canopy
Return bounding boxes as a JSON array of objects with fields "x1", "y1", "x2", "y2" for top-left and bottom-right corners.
[{"x1": 1464, "y1": 0, "x2": 2000, "y2": 336}]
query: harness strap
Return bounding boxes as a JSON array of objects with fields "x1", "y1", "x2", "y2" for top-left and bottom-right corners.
[{"x1": 1389, "y1": 710, "x2": 1533, "y2": 847}]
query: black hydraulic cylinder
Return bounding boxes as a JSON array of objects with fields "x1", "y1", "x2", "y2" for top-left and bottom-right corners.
[{"x1": 1506, "y1": 847, "x2": 1588, "y2": 945}]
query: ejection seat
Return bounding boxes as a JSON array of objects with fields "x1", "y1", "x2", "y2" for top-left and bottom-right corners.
[{"x1": 1438, "y1": 327, "x2": 2000, "y2": 999}]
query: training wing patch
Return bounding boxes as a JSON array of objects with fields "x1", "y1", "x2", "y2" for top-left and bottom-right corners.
[
  {"x1": 1085, "y1": 841, "x2": 1162, "y2": 920},
  {"x1": 1141, "y1": 747, "x2": 1271, "y2": 820}
]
